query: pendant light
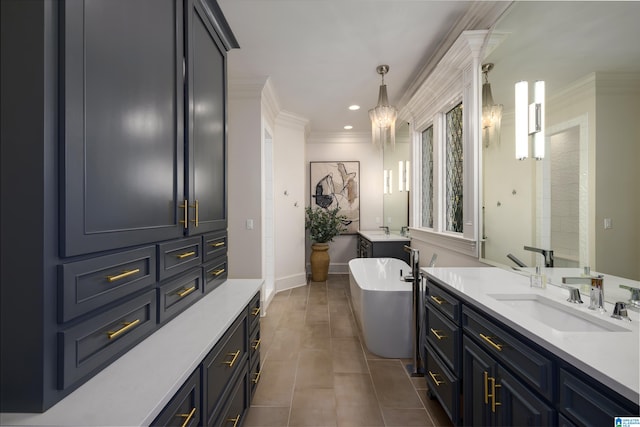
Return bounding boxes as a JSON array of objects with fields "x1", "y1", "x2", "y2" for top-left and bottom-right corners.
[{"x1": 369, "y1": 65, "x2": 398, "y2": 149}]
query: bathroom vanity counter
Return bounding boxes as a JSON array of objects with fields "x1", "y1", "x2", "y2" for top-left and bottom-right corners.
[
  {"x1": 357, "y1": 231, "x2": 410, "y2": 263},
  {"x1": 357, "y1": 230, "x2": 411, "y2": 242},
  {"x1": 422, "y1": 267, "x2": 639, "y2": 404}
]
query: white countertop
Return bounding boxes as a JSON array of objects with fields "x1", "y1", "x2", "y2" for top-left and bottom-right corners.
[
  {"x1": 358, "y1": 230, "x2": 411, "y2": 242},
  {"x1": 422, "y1": 267, "x2": 640, "y2": 404},
  {"x1": 1, "y1": 279, "x2": 263, "y2": 426}
]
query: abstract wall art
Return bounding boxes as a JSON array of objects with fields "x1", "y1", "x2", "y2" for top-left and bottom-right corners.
[{"x1": 309, "y1": 161, "x2": 360, "y2": 234}]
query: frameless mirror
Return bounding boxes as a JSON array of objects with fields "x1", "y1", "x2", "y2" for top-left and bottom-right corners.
[
  {"x1": 481, "y1": 1, "x2": 640, "y2": 288},
  {"x1": 382, "y1": 120, "x2": 410, "y2": 233}
]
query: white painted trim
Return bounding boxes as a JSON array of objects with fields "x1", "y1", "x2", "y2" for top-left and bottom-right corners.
[
  {"x1": 275, "y1": 272, "x2": 307, "y2": 292},
  {"x1": 410, "y1": 227, "x2": 478, "y2": 258}
]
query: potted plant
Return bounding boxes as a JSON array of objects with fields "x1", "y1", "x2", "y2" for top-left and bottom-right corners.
[{"x1": 305, "y1": 206, "x2": 347, "y2": 281}]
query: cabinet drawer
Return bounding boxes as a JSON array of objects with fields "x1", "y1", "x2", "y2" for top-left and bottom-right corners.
[
  {"x1": 248, "y1": 292, "x2": 261, "y2": 333},
  {"x1": 427, "y1": 306, "x2": 460, "y2": 374},
  {"x1": 203, "y1": 231, "x2": 227, "y2": 262},
  {"x1": 151, "y1": 368, "x2": 201, "y2": 427},
  {"x1": 204, "y1": 312, "x2": 248, "y2": 425},
  {"x1": 59, "y1": 246, "x2": 156, "y2": 322},
  {"x1": 203, "y1": 257, "x2": 227, "y2": 295},
  {"x1": 158, "y1": 237, "x2": 202, "y2": 281},
  {"x1": 426, "y1": 281, "x2": 460, "y2": 323},
  {"x1": 249, "y1": 324, "x2": 261, "y2": 364},
  {"x1": 462, "y1": 306, "x2": 554, "y2": 401},
  {"x1": 425, "y1": 346, "x2": 460, "y2": 425},
  {"x1": 59, "y1": 289, "x2": 157, "y2": 389},
  {"x1": 559, "y1": 368, "x2": 639, "y2": 427},
  {"x1": 157, "y1": 268, "x2": 203, "y2": 324},
  {"x1": 212, "y1": 371, "x2": 249, "y2": 427}
]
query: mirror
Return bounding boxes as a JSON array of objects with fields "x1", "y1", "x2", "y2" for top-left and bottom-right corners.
[
  {"x1": 382, "y1": 120, "x2": 410, "y2": 233},
  {"x1": 481, "y1": 1, "x2": 640, "y2": 283}
]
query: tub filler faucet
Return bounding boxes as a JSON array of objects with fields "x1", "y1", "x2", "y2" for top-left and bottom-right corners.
[
  {"x1": 563, "y1": 275, "x2": 605, "y2": 312},
  {"x1": 403, "y1": 245, "x2": 422, "y2": 376}
]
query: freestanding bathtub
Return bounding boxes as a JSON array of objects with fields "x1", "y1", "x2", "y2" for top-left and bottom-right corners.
[{"x1": 348, "y1": 257, "x2": 412, "y2": 358}]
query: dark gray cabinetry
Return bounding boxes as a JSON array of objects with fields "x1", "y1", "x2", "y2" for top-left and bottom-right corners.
[
  {"x1": 0, "y1": 0, "x2": 236, "y2": 413},
  {"x1": 151, "y1": 369, "x2": 201, "y2": 427},
  {"x1": 424, "y1": 277, "x2": 640, "y2": 427},
  {"x1": 185, "y1": 0, "x2": 229, "y2": 235},
  {"x1": 61, "y1": 0, "x2": 185, "y2": 257},
  {"x1": 357, "y1": 234, "x2": 410, "y2": 263}
]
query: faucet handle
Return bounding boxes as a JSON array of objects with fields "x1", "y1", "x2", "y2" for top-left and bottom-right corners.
[
  {"x1": 567, "y1": 287, "x2": 583, "y2": 304},
  {"x1": 619, "y1": 284, "x2": 640, "y2": 308},
  {"x1": 611, "y1": 301, "x2": 631, "y2": 321}
]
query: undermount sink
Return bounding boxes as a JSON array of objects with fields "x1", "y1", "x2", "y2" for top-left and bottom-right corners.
[{"x1": 489, "y1": 294, "x2": 631, "y2": 332}]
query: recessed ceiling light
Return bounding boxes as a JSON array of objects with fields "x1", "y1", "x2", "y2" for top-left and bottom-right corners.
[
  {"x1": 344, "y1": 125, "x2": 353, "y2": 130},
  {"x1": 348, "y1": 105, "x2": 360, "y2": 111}
]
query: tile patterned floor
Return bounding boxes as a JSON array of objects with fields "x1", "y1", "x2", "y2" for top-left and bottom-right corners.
[{"x1": 244, "y1": 274, "x2": 453, "y2": 427}]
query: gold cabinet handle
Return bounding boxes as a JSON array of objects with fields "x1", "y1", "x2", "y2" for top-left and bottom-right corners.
[
  {"x1": 491, "y1": 378, "x2": 502, "y2": 413},
  {"x1": 176, "y1": 251, "x2": 196, "y2": 259},
  {"x1": 428, "y1": 371, "x2": 445, "y2": 386},
  {"x1": 430, "y1": 328, "x2": 447, "y2": 340},
  {"x1": 430, "y1": 295, "x2": 445, "y2": 305},
  {"x1": 211, "y1": 268, "x2": 225, "y2": 276},
  {"x1": 252, "y1": 338, "x2": 261, "y2": 350},
  {"x1": 479, "y1": 333, "x2": 503, "y2": 351},
  {"x1": 177, "y1": 286, "x2": 196, "y2": 298},
  {"x1": 190, "y1": 200, "x2": 199, "y2": 227},
  {"x1": 211, "y1": 241, "x2": 225, "y2": 247},
  {"x1": 177, "y1": 407, "x2": 196, "y2": 427},
  {"x1": 223, "y1": 350, "x2": 241, "y2": 367},
  {"x1": 106, "y1": 319, "x2": 140, "y2": 340},
  {"x1": 252, "y1": 370, "x2": 261, "y2": 384},
  {"x1": 227, "y1": 414, "x2": 240, "y2": 427},
  {"x1": 251, "y1": 307, "x2": 260, "y2": 316},
  {"x1": 484, "y1": 371, "x2": 489, "y2": 404},
  {"x1": 179, "y1": 200, "x2": 188, "y2": 229},
  {"x1": 106, "y1": 268, "x2": 140, "y2": 283}
]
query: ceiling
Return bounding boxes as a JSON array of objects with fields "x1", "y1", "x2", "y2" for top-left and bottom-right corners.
[{"x1": 217, "y1": 0, "x2": 508, "y2": 136}]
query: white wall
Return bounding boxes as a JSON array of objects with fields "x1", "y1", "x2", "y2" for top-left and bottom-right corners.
[
  {"x1": 273, "y1": 112, "x2": 309, "y2": 290},
  {"x1": 306, "y1": 132, "x2": 384, "y2": 274}
]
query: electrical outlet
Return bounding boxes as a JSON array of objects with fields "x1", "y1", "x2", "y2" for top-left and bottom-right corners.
[
  {"x1": 246, "y1": 219, "x2": 254, "y2": 230},
  {"x1": 604, "y1": 218, "x2": 613, "y2": 229}
]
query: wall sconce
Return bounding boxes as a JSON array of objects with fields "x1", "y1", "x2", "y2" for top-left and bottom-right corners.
[
  {"x1": 515, "y1": 80, "x2": 545, "y2": 160},
  {"x1": 369, "y1": 65, "x2": 398, "y2": 149},
  {"x1": 398, "y1": 160, "x2": 410, "y2": 192},
  {"x1": 481, "y1": 63, "x2": 503, "y2": 148},
  {"x1": 383, "y1": 169, "x2": 393, "y2": 194}
]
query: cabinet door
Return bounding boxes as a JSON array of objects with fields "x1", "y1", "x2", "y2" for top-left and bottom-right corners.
[
  {"x1": 185, "y1": 0, "x2": 228, "y2": 235},
  {"x1": 61, "y1": 0, "x2": 185, "y2": 256},
  {"x1": 495, "y1": 365, "x2": 555, "y2": 427},
  {"x1": 463, "y1": 336, "x2": 496, "y2": 426}
]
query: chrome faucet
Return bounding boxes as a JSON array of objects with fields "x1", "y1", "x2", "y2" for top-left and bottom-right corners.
[
  {"x1": 563, "y1": 275, "x2": 605, "y2": 312},
  {"x1": 524, "y1": 246, "x2": 554, "y2": 268},
  {"x1": 620, "y1": 285, "x2": 640, "y2": 308},
  {"x1": 400, "y1": 226, "x2": 409, "y2": 237},
  {"x1": 379, "y1": 226, "x2": 390, "y2": 235}
]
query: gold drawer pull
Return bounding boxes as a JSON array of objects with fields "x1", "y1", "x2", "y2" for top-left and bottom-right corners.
[
  {"x1": 223, "y1": 350, "x2": 241, "y2": 368},
  {"x1": 227, "y1": 414, "x2": 240, "y2": 427},
  {"x1": 252, "y1": 370, "x2": 261, "y2": 384},
  {"x1": 252, "y1": 338, "x2": 261, "y2": 350},
  {"x1": 176, "y1": 251, "x2": 196, "y2": 259},
  {"x1": 251, "y1": 307, "x2": 260, "y2": 316},
  {"x1": 480, "y1": 333, "x2": 503, "y2": 352},
  {"x1": 430, "y1": 295, "x2": 445, "y2": 305},
  {"x1": 106, "y1": 268, "x2": 140, "y2": 283},
  {"x1": 177, "y1": 286, "x2": 196, "y2": 298},
  {"x1": 211, "y1": 268, "x2": 225, "y2": 276},
  {"x1": 210, "y1": 241, "x2": 225, "y2": 247},
  {"x1": 428, "y1": 371, "x2": 445, "y2": 386},
  {"x1": 491, "y1": 378, "x2": 502, "y2": 412},
  {"x1": 190, "y1": 200, "x2": 199, "y2": 227},
  {"x1": 177, "y1": 407, "x2": 196, "y2": 427},
  {"x1": 106, "y1": 319, "x2": 140, "y2": 340},
  {"x1": 430, "y1": 328, "x2": 447, "y2": 340}
]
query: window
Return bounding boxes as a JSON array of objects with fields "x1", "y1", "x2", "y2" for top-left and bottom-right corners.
[
  {"x1": 421, "y1": 126, "x2": 434, "y2": 228},
  {"x1": 445, "y1": 103, "x2": 463, "y2": 233}
]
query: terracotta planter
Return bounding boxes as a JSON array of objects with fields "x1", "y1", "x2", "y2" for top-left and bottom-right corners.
[{"x1": 310, "y1": 243, "x2": 330, "y2": 282}]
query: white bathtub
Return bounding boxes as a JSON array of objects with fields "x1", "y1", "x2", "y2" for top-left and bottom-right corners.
[{"x1": 348, "y1": 257, "x2": 412, "y2": 358}]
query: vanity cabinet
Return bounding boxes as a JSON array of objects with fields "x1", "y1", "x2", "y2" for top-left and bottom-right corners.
[
  {"x1": 0, "y1": 0, "x2": 237, "y2": 413},
  {"x1": 357, "y1": 234, "x2": 410, "y2": 263},
  {"x1": 423, "y1": 276, "x2": 639, "y2": 427}
]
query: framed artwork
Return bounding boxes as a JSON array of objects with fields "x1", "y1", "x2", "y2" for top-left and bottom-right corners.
[{"x1": 309, "y1": 161, "x2": 360, "y2": 234}]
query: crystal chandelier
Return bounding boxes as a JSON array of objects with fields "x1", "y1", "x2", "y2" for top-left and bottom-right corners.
[
  {"x1": 481, "y1": 63, "x2": 503, "y2": 148},
  {"x1": 369, "y1": 65, "x2": 397, "y2": 149}
]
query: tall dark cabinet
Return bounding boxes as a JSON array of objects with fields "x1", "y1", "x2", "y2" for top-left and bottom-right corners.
[{"x1": 0, "y1": 0, "x2": 238, "y2": 413}]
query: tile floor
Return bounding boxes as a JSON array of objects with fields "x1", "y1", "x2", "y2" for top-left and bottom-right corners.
[{"x1": 244, "y1": 274, "x2": 453, "y2": 427}]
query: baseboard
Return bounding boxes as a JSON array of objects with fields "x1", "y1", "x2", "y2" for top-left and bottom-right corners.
[{"x1": 275, "y1": 272, "x2": 307, "y2": 293}]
